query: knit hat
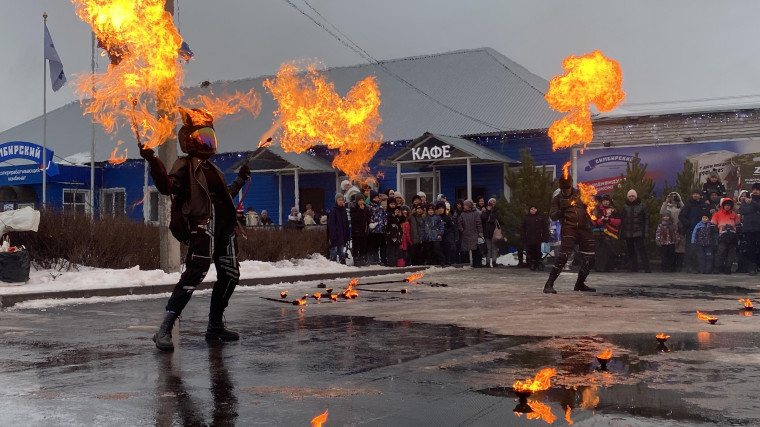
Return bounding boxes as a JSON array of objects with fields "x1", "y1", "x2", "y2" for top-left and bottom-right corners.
[
  {"x1": 335, "y1": 193, "x2": 345, "y2": 202},
  {"x1": 488, "y1": 197, "x2": 497, "y2": 205},
  {"x1": 291, "y1": 206, "x2": 298, "y2": 214},
  {"x1": 709, "y1": 170, "x2": 719, "y2": 179},
  {"x1": 437, "y1": 194, "x2": 445, "y2": 201},
  {"x1": 261, "y1": 209, "x2": 267, "y2": 215},
  {"x1": 435, "y1": 201, "x2": 446, "y2": 210},
  {"x1": 662, "y1": 210, "x2": 672, "y2": 218},
  {"x1": 463, "y1": 199, "x2": 474, "y2": 208},
  {"x1": 417, "y1": 191, "x2": 427, "y2": 198},
  {"x1": 692, "y1": 188, "x2": 702, "y2": 195},
  {"x1": 601, "y1": 194, "x2": 612, "y2": 202},
  {"x1": 627, "y1": 189, "x2": 637, "y2": 198},
  {"x1": 370, "y1": 190, "x2": 379, "y2": 200},
  {"x1": 340, "y1": 179, "x2": 351, "y2": 190}
]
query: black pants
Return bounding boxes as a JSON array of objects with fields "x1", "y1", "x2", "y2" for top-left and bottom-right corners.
[
  {"x1": 594, "y1": 238, "x2": 615, "y2": 272},
  {"x1": 424, "y1": 241, "x2": 445, "y2": 266},
  {"x1": 660, "y1": 244, "x2": 676, "y2": 272},
  {"x1": 386, "y1": 243, "x2": 401, "y2": 267},
  {"x1": 684, "y1": 236, "x2": 699, "y2": 273},
  {"x1": 410, "y1": 243, "x2": 425, "y2": 265},
  {"x1": 368, "y1": 233, "x2": 384, "y2": 264},
  {"x1": 625, "y1": 237, "x2": 650, "y2": 272},
  {"x1": 549, "y1": 226, "x2": 595, "y2": 283},
  {"x1": 740, "y1": 231, "x2": 760, "y2": 272},
  {"x1": 352, "y1": 235, "x2": 368, "y2": 263},
  {"x1": 716, "y1": 241, "x2": 737, "y2": 273},
  {"x1": 697, "y1": 246, "x2": 715, "y2": 274},
  {"x1": 464, "y1": 247, "x2": 482, "y2": 267},
  {"x1": 444, "y1": 241, "x2": 458, "y2": 265},
  {"x1": 166, "y1": 219, "x2": 239, "y2": 324},
  {"x1": 525, "y1": 244, "x2": 542, "y2": 268}
]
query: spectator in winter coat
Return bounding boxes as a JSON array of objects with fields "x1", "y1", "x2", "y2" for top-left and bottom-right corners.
[
  {"x1": 457, "y1": 199, "x2": 483, "y2": 267},
  {"x1": 385, "y1": 201, "x2": 404, "y2": 267},
  {"x1": 368, "y1": 191, "x2": 387, "y2": 265},
  {"x1": 621, "y1": 189, "x2": 651, "y2": 273},
  {"x1": 409, "y1": 204, "x2": 425, "y2": 265},
  {"x1": 522, "y1": 205, "x2": 549, "y2": 271},
  {"x1": 702, "y1": 170, "x2": 727, "y2": 200},
  {"x1": 738, "y1": 183, "x2": 760, "y2": 275},
  {"x1": 692, "y1": 215, "x2": 718, "y2": 274},
  {"x1": 661, "y1": 192, "x2": 685, "y2": 271},
  {"x1": 592, "y1": 195, "x2": 621, "y2": 272},
  {"x1": 422, "y1": 203, "x2": 445, "y2": 266},
  {"x1": 286, "y1": 207, "x2": 304, "y2": 230},
  {"x1": 259, "y1": 210, "x2": 273, "y2": 226},
  {"x1": 705, "y1": 189, "x2": 721, "y2": 216},
  {"x1": 481, "y1": 198, "x2": 501, "y2": 268},
  {"x1": 350, "y1": 198, "x2": 370, "y2": 266},
  {"x1": 655, "y1": 211, "x2": 680, "y2": 272},
  {"x1": 452, "y1": 200, "x2": 464, "y2": 262},
  {"x1": 399, "y1": 206, "x2": 413, "y2": 266},
  {"x1": 439, "y1": 202, "x2": 458, "y2": 266},
  {"x1": 712, "y1": 198, "x2": 741, "y2": 274},
  {"x1": 679, "y1": 189, "x2": 710, "y2": 273},
  {"x1": 245, "y1": 207, "x2": 260, "y2": 227},
  {"x1": 328, "y1": 195, "x2": 350, "y2": 264}
]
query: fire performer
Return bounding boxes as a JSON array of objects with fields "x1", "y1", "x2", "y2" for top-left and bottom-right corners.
[
  {"x1": 139, "y1": 108, "x2": 251, "y2": 351},
  {"x1": 543, "y1": 172, "x2": 596, "y2": 293}
]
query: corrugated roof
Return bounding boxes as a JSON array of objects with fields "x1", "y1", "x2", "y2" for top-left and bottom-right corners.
[
  {"x1": 595, "y1": 95, "x2": 760, "y2": 119},
  {"x1": 0, "y1": 47, "x2": 560, "y2": 162},
  {"x1": 231, "y1": 144, "x2": 335, "y2": 173}
]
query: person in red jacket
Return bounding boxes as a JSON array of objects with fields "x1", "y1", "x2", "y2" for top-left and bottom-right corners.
[{"x1": 711, "y1": 198, "x2": 741, "y2": 274}]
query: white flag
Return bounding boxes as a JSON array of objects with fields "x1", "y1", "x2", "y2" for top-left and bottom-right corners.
[{"x1": 44, "y1": 23, "x2": 67, "y2": 92}]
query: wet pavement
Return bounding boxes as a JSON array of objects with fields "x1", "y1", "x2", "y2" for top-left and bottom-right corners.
[{"x1": 1, "y1": 267, "x2": 760, "y2": 426}]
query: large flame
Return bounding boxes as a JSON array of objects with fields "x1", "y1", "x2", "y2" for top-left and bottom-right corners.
[
  {"x1": 545, "y1": 50, "x2": 625, "y2": 151},
  {"x1": 597, "y1": 349, "x2": 612, "y2": 360},
  {"x1": 71, "y1": 0, "x2": 260, "y2": 162},
  {"x1": 512, "y1": 368, "x2": 556, "y2": 393},
  {"x1": 740, "y1": 298, "x2": 754, "y2": 309},
  {"x1": 340, "y1": 278, "x2": 359, "y2": 299},
  {"x1": 263, "y1": 63, "x2": 382, "y2": 181},
  {"x1": 696, "y1": 310, "x2": 717, "y2": 322},
  {"x1": 561, "y1": 161, "x2": 571, "y2": 180},
  {"x1": 311, "y1": 409, "x2": 328, "y2": 427},
  {"x1": 525, "y1": 400, "x2": 556, "y2": 423},
  {"x1": 404, "y1": 271, "x2": 424, "y2": 283}
]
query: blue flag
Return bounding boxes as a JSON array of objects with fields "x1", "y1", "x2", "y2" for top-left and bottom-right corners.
[
  {"x1": 44, "y1": 23, "x2": 67, "y2": 92},
  {"x1": 178, "y1": 40, "x2": 194, "y2": 62}
]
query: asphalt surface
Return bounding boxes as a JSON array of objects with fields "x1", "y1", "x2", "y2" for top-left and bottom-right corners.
[{"x1": 1, "y1": 266, "x2": 759, "y2": 426}]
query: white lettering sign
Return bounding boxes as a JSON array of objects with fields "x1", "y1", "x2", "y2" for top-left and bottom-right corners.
[{"x1": 412, "y1": 144, "x2": 452, "y2": 161}]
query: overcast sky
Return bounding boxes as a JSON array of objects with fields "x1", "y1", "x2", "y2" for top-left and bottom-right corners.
[{"x1": 1, "y1": 0, "x2": 759, "y2": 133}]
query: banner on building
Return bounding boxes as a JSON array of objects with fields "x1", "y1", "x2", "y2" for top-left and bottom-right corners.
[
  {"x1": 576, "y1": 139, "x2": 760, "y2": 196},
  {"x1": 0, "y1": 141, "x2": 59, "y2": 180}
]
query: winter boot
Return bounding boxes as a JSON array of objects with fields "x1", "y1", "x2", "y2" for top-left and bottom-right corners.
[
  {"x1": 153, "y1": 311, "x2": 178, "y2": 352},
  {"x1": 573, "y1": 276, "x2": 596, "y2": 292},
  {"x1": 543, "y1": 274, "x2": 558, "y2": 294},
  {"x1": 206, "y1": 318, "x2": 240, "y2": 342}
]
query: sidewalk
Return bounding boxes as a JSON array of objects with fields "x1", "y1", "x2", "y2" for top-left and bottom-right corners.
[{"x1": 0, "y1": 265, "x2": 429, "y2": 308}]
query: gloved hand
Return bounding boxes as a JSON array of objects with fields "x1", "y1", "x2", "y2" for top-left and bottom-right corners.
[
  {"x1": 138, "y1": 143, "x2": 155, "y2": 160},
  {"x1": 238, "y1": 164, "x2": 251, "y2": 180},
  {"x1": 369, "y1": 222, "x2": 378, "y2": 230}
]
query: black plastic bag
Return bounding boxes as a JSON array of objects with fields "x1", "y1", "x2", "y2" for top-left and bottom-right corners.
[{"x1": 0, "y1": 250, "x2": 30, "y2": 283}]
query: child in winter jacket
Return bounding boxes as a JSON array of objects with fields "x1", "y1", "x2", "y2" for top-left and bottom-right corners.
[
  {"x1": 423, "y1": 203, "x2": 445, "y2": 266},
  {"x1": 692, "y1": 214, "x2": 718, "y2": 274},
  {"x1": 655, "y1": 210, "x2": 680, "y2": 272},
  {"x1": 398, "y1": 206, "x2": 413, "y2": 266},
  {"x1": 711, "y1": 198, "x2": 741, "y2": 274}
]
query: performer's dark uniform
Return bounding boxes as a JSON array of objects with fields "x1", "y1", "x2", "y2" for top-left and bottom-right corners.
[
  {"x1": 543, "y1": 175, "x2": 596, "y2": 293},
  {"x1": 141, "y1": 108, "x2": 250, "y2": 351}
]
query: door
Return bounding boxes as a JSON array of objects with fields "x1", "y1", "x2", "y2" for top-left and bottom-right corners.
[{"x1": 402, "y1": 172, "x2": 440, "y2": 205}]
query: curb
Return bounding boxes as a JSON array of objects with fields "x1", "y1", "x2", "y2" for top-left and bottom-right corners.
[{"x1": 0, "y1": 266, "x2": 429, "y2": 308}]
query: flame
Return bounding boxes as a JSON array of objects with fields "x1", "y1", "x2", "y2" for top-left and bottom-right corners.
[
  {"x1": 656, "y1": 333, "x2": 670, "y2": 340},
  {"x1": 742, "y1": 310, "x2": 753, "y2": 317},
  {"x1": 293, "y1": 299, "x2": 307, "y2": 306},
  {"x1": 696, "y1": 310, "x2": 717, "y2": 322},
  {"x1": 562, "y1": 161, "x2": 571, "y2": 180},
  {"x1": 263, "y1": 63, "x2": 382, "y2": 181},
  {"x1": 525, "y1": 401, "x2": 556, "y2": 423},
  {"x1": 340, "y1": 278, "x2": 359, "y2": 299},
  {"x1": 404, "y1": 271, "x2": 424, "y2": 283},
  {"x1": 577, "y1": 182, "x2": 598, "y2": 220},
  {"x1": 71, "y1": 0, "x2": 259, "y2": 154},
  {"x1": 108, "y1": 145, "x2": 127, "y2": 164},
  {"x1": 329, "y1": 294, "x2": 338, "y2": 301},
  {"x1": 311, "y1": 409, "x2": 328, "y2": 427},
  {"x1": 597, "y1": 349, "x2": 612, "y2": 360},
  {"x1": 512, "y1": 368, "x2": 556, "y2": 393},
  {"x1": 580, "y1": 386, "x2": 600, "y2": 409},
  {"x1": 280, "y1": 290, "x2": 288, "y2": 298},
  {"x1": 312, "y1": 293, "x2": 322, "y2": 300},
  {"x1": 740, "y1": 298, "x2": 754, "y2": 309},
  {"x1": 564, "y1": 406, "x2": 573, "y2": 425},
  {"x1": 545, "y1": 50, "x2": 625, "y2": 151}
]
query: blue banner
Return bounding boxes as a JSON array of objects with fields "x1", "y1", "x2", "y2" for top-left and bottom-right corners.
[{"x1": 0, "y1": 141, "x2": 58, "y2": 177}]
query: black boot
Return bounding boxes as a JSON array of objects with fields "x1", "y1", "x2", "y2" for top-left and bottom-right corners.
[
  {"x1": 206, "y1": 318, "x2": 240, "y2": 342},
  {"x1": 543, "y1": 274, "x2": 558, "y2": 294},
  {"x1": 574, "y1": 276, "x2": 596, "y2": 292},
  {"x1": 153, "y1": 311, "x2": 178, "y2": 352}
]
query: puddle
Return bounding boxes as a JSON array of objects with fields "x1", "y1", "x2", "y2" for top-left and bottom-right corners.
[{"x1": 612, "y1": 283, "x2": 759, "y2": 299}]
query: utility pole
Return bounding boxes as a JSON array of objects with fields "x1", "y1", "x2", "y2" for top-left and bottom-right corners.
[{"x1": 158, "y1": 0, "x2": 180, "y2": 273}]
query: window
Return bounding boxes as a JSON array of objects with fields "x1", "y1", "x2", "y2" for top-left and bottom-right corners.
[
  {"x1": 62, "y1": 189, "x2": 91, "y2": 214},
  {"x1": 401, "y1": 172, "x2": 440, "y2": 205},
  {"x1": 101, "y1": 188, "x2": 126, "y2": 217}
]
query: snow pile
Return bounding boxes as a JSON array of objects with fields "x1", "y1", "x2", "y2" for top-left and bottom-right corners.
[{"x1": 62, "y1": 152, "x2": 92, "y2": 165}]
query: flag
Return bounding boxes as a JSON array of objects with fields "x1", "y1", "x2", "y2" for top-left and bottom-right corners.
[
  {"x1": 44, "y1": 23, "x2": 67, "y2": 92},
  {"x1": 178, "y1": 40, "x2": 194, "y2": 62}
]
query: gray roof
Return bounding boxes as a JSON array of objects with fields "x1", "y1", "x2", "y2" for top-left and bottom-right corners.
[
  {"x1": 389, "y1": 132, "x2": 518, "y2": 167},
  {"x1": 229, "y1": 144, "x2": 335, "y2": 174},
  {"x1": 0, "y1": 47, "x2": 560, "y2": 163}
]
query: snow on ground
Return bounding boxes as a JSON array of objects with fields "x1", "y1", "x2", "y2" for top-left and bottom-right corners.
[{"x1": 0, "y1": 254, "x2": 361, "y2": 296}]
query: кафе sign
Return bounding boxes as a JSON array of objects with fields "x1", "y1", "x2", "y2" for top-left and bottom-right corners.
[{"x1": 411, "y1": 144, "x2": 452, "y2": 161}]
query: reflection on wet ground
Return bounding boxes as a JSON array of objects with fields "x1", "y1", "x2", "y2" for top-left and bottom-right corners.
[
  {"x1": 611, "y1": 282, "x2": 759, "y2": 299},
  {"x1": 2, "y1": 295, "x2": 760, "y2": 425}
]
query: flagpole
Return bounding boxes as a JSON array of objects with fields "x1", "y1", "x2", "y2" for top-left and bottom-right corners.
[
  {"x1": 42, "y1": 12, "x2": 47, "y2": 209},
  {"x1": 91, "y1": 31, "x2": 96, "y2": 217}
]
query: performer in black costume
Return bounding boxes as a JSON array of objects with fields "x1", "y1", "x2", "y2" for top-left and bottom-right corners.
[
  {"x1": 543, "y1": 173, "x2": 596, "y2": 294},
  {"x1": 140, "y1": 108, "x2": 250, "y2": 351}
]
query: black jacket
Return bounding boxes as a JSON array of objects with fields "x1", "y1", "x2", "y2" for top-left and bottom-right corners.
[
  {"x1": 621, "y1": 199, "x2": 648, "y2": 239},
  {"x1": 350, "y1": 205, "x2": 370, "y2": 237},
  {"x1": 522, "y1": 212, "x2": 548, "y2": 245},
  {"x1": 679, "y1": 197, "x2": 710, "y2": 233},
  {"x1": 738, "y1": 195, "x2": 760, "y2": 232}
]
